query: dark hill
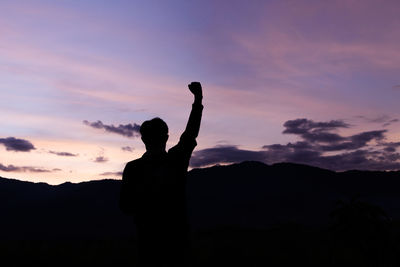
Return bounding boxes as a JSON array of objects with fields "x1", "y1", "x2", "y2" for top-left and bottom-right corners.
[{"x1": 1, "y1": 161, "x2": 400, "y2": 239}]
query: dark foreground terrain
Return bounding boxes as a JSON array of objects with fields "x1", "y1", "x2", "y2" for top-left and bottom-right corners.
[{"x1": 2, "y1": 161, "x2": 400, "y2": 266}]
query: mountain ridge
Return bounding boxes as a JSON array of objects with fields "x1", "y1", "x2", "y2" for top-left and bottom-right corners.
[
  {"x1": 1, "y1": 161, "x2": 400, "y2": 239},
  {"x1": 3, "y1": 160, "x2": 400, "y2": 186}
]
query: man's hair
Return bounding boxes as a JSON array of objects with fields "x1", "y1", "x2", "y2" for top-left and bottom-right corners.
[{"x1": 140, "y1": 117, "x2": 168, "y2": 140}]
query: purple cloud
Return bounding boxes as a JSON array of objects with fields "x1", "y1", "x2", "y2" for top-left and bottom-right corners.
[
  {"x1": 100, "y1": 171, "x2": 123, "y2": 177},
  {"x1": 0, "y1": 163, "x2": 55, "y2": 173},
  {"x1": 190, "y1": 118, "x2": 400, "y2": 171},
  {"x1": 49, "y1": 151, "x2": 78, "y2": 157},
  {"x1": 357, "y1": 115, "x2": 399, "y2": 127},
  {"x1": 121, "y1": 146, "x2": 134, "y2": 152},
  {"x1": 0, "y1": 137, "x2": 35, "y2": 152},
  {"x1": 190, "y1": 145, "x2": 267, "y2": 168},
  {"x1": 83, "y1": 120, "x2": 141, "y2": 138},
  {"x1": 93, "y1": 156, "x2": 108, "y2": 163}
]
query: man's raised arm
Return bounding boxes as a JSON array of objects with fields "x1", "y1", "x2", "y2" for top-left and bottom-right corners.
[{"x1": 182, "y1": 82, "x2": 203, "y2": 141}]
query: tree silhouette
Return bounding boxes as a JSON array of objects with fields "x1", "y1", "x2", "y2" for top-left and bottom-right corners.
[{"x1": 329, "y1": 196, "x2": 391, "y2": 265}]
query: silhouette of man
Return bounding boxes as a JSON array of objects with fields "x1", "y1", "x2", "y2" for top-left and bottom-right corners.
[{"x1": 120, "y1": 82, "x2": 203, "y2": 266}]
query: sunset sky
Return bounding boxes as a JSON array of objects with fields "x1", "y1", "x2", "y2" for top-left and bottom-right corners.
[{"x1": 1, "y1": 0, "x2": 400, "y2": 184}]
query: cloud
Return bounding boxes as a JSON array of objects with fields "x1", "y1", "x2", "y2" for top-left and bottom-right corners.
[
  {"x1": 281, "y1": 118, "x2": 386, "y2": 151},
  {"x1": 383, "y1": 119, "x2": 399, "y2": 127},
  {"x1": 318, "y1": 130, "x2": 387, "y2": 152},
  {"x1": 121, "y1": 146, "x2": 134, "y2": 152},
  {"x1": 0, "y1": 137, "x2": 35, "y2": 152},
  {"x1": 0, "y1": 163, "x2": 54, "y2": 173},
  {"x1": 349, "y1": 130, "x2": 386, "y2": 145},
  {"x1": 308, "y1": 150, "x2": 400, "y2": 171},
  {"x1": 190, "y1": 145, "x2": 267, "y2": 168},
  {"x1": 191, "y1": 118, "x2": 400, "y2": 171},
  {"x1": 83, "y1": 120, "x2": 141, "y2": 138},
  {"x1": 262, "y1": 142, "x2": 322, "y2": 163},
  {"x1": 100, "y1": 171, "x2": 123, "y2": 177},
  {"x1": 282, "y1": 118, "x2": 349, "y2": 143},
  {"x1": 93, "y1": 156, "x2": 108, "y2": 163},
  {"x1": 191, "y1": 145, "x2": 400, "y2": 171},
  {"x1": 357, "y1": 115, "x2": 399, "y2": 127},
  {"x1": 379, "y1": 142, "x2": 400, "y2": 153},
  {"x1": 283, "y1": 119, "x2": 349, "y2": 134},
  {"x1": 49, "y1": 150, "x2": 78, "y2": 157}
]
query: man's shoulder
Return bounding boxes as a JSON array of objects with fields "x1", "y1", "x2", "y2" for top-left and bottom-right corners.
[
  {"x1": 167, "y1": 136, "x2": 197, "y2": 156},
  {"x1": 123, "y1": 158, "x2": 146, "y2": 181},
  {"x1": 127, "y1": 157, "x2": 144, "y2": 165},
  {"x1": 124, "y1": 157, "x2": 145, "y2": 170}
]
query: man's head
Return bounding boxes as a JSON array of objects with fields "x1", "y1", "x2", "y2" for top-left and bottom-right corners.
[{"x1": 140, "y1": 117, "x2": 169, "y2": 152}]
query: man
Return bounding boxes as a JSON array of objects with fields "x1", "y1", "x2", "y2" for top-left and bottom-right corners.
[{"x1": 120, "y1": 82, "x2": 203, "y2": 265}]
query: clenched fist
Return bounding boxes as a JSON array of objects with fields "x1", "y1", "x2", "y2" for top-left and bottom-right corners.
[{"x1": 188, "y1": 82, "x2": 202, "y2": 99}]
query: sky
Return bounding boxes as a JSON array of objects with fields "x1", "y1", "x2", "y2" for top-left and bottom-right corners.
[{"x1": 1, "y1": 0, "x2": 400, "y2": 184}]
